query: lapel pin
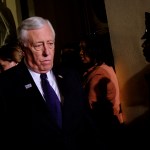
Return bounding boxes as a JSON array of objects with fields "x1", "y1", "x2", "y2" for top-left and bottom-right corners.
[
  {"x1": 58, "y1": 75, "x2": 63, "y2": 79},
  {"x1": 25, "y1": 83, "x2": 32, "y2": 89}
]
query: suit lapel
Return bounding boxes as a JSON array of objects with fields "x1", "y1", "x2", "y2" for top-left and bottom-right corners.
[
  {"x1": 53, "y1": 68, "x2": 65, "y2": 105},
  {"x1": 17, "y1": 61, "x2": 46, "y2": 107}
]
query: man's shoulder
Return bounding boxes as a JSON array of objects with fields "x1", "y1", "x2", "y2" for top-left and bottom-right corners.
[
  {"x1": 53, "y1": 66, "x2": 80, "y2": 79},
  {"x1": 0, "y1": 62, "x2": 27, "y2": 82}
]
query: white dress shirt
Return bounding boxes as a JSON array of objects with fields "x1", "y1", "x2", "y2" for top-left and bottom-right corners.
[{"x1": 28, "y1": 69, "x2": 61, "y2": 102}]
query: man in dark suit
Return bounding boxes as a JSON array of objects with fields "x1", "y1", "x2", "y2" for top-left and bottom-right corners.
[{"x1": 0, "y1": 16, "x2": 99, "y2": 150}]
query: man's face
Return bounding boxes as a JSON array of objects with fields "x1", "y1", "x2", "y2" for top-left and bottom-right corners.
[
  {"x1": 23, "y1": 23, "x2": 55, "y2": 73},
  {"x1": 142, "y1": 38, "x2": 150, "y2": 62},
  {"x1": 79, "y1": 41, "x2": 91, "y2": 64}
]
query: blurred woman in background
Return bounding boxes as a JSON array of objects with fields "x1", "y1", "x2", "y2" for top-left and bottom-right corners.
[{"x1": 0, "y1": 41, "x2": 23, "y2": 72}]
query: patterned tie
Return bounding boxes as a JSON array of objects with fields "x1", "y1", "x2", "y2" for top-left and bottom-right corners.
[{"x1": 40, "y1": 73, "x2": 62, "y2": 128}]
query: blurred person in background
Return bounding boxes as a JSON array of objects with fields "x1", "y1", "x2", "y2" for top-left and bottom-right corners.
[
  {"x1": 0, "y1": 41, "x2": 23, "y2": 72},
  {"x1": 59, "y1": 41, "x2": 83, "y2": 76},
  {"x1": 141, "y1": 12, "x2": 150, "y2": 127},
  {"x1": 124, "y1": 12, "x2": 150, "y2": 149},
  {"x1": 142, "y1": 12, "x2": 150, "y2": 63},
  {"x1": 79, "y1": 34, "x2": 124, "y2": 148}
]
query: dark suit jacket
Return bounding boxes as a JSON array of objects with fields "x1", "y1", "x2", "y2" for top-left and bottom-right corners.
[{"x1": 0, "y1": 61, "x2": 97, "y2": 150}]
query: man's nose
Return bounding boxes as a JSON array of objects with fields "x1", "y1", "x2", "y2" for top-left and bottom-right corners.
[{"x1": 42, "y1": 44, "x2": 50, "y2": 56}]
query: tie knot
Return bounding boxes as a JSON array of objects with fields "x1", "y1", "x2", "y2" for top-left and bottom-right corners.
[{"x1": 40, "y1": 73, "x2": 47, "y2": 79}]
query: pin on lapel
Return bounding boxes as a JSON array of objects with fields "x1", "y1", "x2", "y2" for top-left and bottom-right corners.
[
  {"x1": 25, "y1": 83, "x2": 32, "y2": 89},
  {"x1": 58, "y1": 75, "x2": 63, "y2": 79}
]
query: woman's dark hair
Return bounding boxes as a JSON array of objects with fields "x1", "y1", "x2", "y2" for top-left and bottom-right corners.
[
  {"x1": 80, "y1": 34, "x2": 106, "y2": 65},
  {"x1": 0, "y1": 41, "x2": 23, "y2": 63}
]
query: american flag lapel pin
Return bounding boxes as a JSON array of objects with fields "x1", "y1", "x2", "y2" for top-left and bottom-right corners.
[
  {"x1": 25, "y1": 83, "x2": 32, "y2": 89},
  {"x1": 58, "y1": 74, "x2": 63, "y2": 79}
]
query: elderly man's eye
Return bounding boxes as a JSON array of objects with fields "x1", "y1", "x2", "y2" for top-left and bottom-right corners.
[
  {"x1": 33, "y1": 44, "x2": 43, "y2": 51},
  {"x1": 35, "y1": 44, "x2": 43, "y2": 48},
  {"x1": 47, "y1": 42, "x2": 54, "y2": 48}
]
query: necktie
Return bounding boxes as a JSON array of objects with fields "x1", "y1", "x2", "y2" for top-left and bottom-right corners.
[{"x1": 40, "y1": 73, "x2": 62, "y2": 128}]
